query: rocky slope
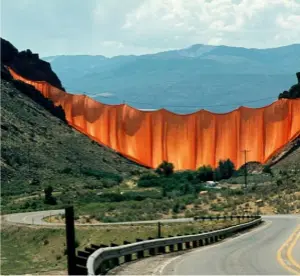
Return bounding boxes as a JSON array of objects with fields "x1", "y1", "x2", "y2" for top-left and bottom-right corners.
[{"x1": 1, "y1": 37, "x2": 64, "y2": 90}]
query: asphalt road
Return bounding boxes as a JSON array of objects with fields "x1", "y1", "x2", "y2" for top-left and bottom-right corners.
[
  {"x1": 157, "y1": 215, "x2": 300, "y2": 275},
  {"x1": 2, "y1": 209, "x2": 193, "y2": 226}
]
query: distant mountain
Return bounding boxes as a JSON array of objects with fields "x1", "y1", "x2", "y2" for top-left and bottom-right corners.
[{"x1": 43, "y1": 44, "x2": 300, "y2": 113}]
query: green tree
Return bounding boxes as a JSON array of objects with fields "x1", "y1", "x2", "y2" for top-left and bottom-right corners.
[
  {"x1": 217, "y1": 159, "x2": 235, "y2": 179},
  {"x1": 44, "y1": 185, "x2": 57, "y2": 205},
  {"x1": 196, "y1": 165, "x2": 213, "y2": 182},
  {"x1": 213, "y1": 168, "x2": 222, "y2": 181},
  {"x1": 155, "y1": 161, "x2": 174, "y2": 176}
]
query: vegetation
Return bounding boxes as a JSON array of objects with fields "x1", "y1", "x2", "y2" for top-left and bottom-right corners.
[
  {"x1": 155, "y1": 161, "x2": 174, "y2": 176},
  {"x1": 217, "y1": 159, "x2": 235, "y2": 179},
  {"x1": 1, "y1": 218, "x2": 248, "y2": 274},
  {"x1": 1, "y1": 79, "x2": 146, "y2": 213},
  {"x1": 262, "y1": 165, "x2": 273, "y2": 176},
  {"x1": 278, "y1": 72, "x2": 300, "y2": 99},
  {"x1": 44, "y1": 185, "x2": 57, "y2": 205},
  {"x1": 196, "y1": 165, "x2": 213, "y2": 181}
]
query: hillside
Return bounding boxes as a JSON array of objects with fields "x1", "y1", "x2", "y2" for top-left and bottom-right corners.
[
  {"x1": 44, "y1": 44, "x2": 300, "y2": 114},
  {"x1": 1, "y1": 61, "x2": 147, "y2": 213}
]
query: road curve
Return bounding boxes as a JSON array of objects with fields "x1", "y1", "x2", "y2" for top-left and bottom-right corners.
[
  {"x1": 157, "y1": 215, "x2": 300, "y2": 275},
  {"x1": 2, "y1": 209, "x2": 193, "y2": 226}
]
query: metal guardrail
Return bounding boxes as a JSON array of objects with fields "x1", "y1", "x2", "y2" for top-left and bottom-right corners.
[{"x1": 86, "y1": 216, "x2": 262, "y2": 275}]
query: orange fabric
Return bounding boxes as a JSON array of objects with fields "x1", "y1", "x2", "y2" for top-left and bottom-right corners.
[{"x1": 8, "y1": 68, "x2": 300, "y2": 170}]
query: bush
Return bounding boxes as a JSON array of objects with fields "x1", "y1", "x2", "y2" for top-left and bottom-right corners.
[
  {"x1": 82, "y1": 169, "x2": 123, "y2": 183},
  {"x1": 213, "y1": 168, "x2": 223, "y2": 181},
  {"x1": 137, "y1": 174, "x2": 160, "y2": 187},
  {"x1": 196, "y1": 165, "x2": 213, "y2": 182},
  {"x1": 172, "y1": 202, "x2": 180, "y2": 213},
  {"x1": 44, "y1": 185, "x2": 57, "y2": 205},
  {"x1": 74, "y1": 239, "x2": 80, "y2": 248},
  {"x1": 155, "y1": 161, "x2": 174, "y2": 176},
  {"x1": 61, "y1": 167, "x2": 72, "y2": 174},
  {"x1": 217, "y1": 159, "x2": 235, "y2": 179},
  {"x1": 276, "y1": 179, "x2": 283, "y2": 186},
  {"x1": 263, "y1": 165, "x2": 273, "y2": 176}
]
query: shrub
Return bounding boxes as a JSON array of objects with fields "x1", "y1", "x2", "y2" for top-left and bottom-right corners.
[
  {"x1": 276, "y1": 179, "x2": 283, "y2": 186},
  {"x1": 172, "y1": 202, "x2": 180, "y2": 213},
  {"x1": 74, "y1": 239, "x2": 80, "y2": 248},
  {"x1": 61, "y1": 167, "x2": 72, "y2": 174},
  {"x1": 196, "y1": 165, "x2": 213, "y2": 182},
  {"x1": 137, "y1": 174, "x2": 160, "y2": 187},
  {"x1": 44, "y1": 185, "x2": 57, "y2": 205},
  {"x1": 263, "y1": 165, "x2": 273, "y2": 176},
  {"x1": 155, "y1": 161, "x2": 174, "y2": 176},
  {"x1": 43, "y1": 239, "x2": 49, "y2": 245},
  {"x1": 213, "y1": 168, "x2": 222, "y2": 181},
  {"x1": 82, "y1": 169, "x2": 123, "y2": 183},
  {"x1": 217, "y1": 159, "x2": 235, "y2": 179}
]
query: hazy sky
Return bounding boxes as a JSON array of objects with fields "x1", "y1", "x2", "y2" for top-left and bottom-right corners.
[{"x1": 1, "y1": 0, "x2": 300, "y2": 57}]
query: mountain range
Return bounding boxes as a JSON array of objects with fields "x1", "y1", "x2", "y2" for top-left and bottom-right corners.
[{"x1": 43, "y1": 44, "x2": 300, "y2": 114}]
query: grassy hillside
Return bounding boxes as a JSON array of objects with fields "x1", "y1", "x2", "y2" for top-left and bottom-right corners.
[{"x1": 1, "y1": 79, "x2": 147, "y2": 213}]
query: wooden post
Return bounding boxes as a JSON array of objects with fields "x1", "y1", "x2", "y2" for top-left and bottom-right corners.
[
  {"x1": 65, "y1": 206, "x2": 76, "y2": 276},
  {"x1": 158, "y1": 222, "x2": 162, "y2": 238}
]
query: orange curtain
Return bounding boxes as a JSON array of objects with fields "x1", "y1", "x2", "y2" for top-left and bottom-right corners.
[{"x1": 9, "y1": 68, "x2": 300, "y2": 170}]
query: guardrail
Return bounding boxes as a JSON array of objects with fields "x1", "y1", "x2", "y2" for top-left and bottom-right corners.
[{"x1": 85, "y1": 215, "x2": 262, "y2": 275}]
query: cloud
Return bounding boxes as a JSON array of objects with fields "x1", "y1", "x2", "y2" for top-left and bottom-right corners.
[
  {"x1": 119, "y1": 0, "x2": 300, "y2": 49},
  {"x1": 101, "y1": 41, "x2": 124, "y2": 49},
  {"x1": 276, "y1": 15, "x2": 300, "y2": 30},
  {"x1": 1, "y1": 0, "x2": 300, "y2": 57}
]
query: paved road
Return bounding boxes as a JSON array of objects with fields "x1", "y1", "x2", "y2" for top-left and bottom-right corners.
[
  {"x1": 157, "y1": 215, "x2": 300, "y2": 275},
  {"x1": 2, "y1": 209, "x2": 193, "y2": 226}
]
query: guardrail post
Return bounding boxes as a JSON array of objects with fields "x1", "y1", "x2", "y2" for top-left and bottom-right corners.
[
  {"x1": 149, "y1": 247, "x2": 157, "y2": 256},
  {"x1": 136, "y1": 239, "x2": 145, "y2": 259},
  {"x1": 214, "y1": 235, "x2": 218, "y2": 242},
  {"x1": 192, "y1": 240, "x2": 198, "y2": 248},
  {"x1": 65, "y1": 206, "x2": 76, "y2": 276},
  {"x1": 199, "y1": 239, "x2": 204, "y2": 246},
  {"x1": 111, "y1": 257, "x2": 120, "y2": 268},
  {"x1": 124, "y1": 254, "x2": 132, "y2": 262},
  {"x1": 205, "y1": 237, "x2": 209, "y2": 245},
  {"x1": 177, "y1": 243, "x2": 183, "y2": 251},
  {"x1": 185, "y1": 241, "x2": 191, "y2": 249},
  {"x1": 158, "y1": 245, "x2": 166, "y2": 254},
  {"x1": 137, "y1": 250, "x2": 145, "y2": 258},
  {"x1": 169, "y1": 244, "x2": 175, "y2": 252}
]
